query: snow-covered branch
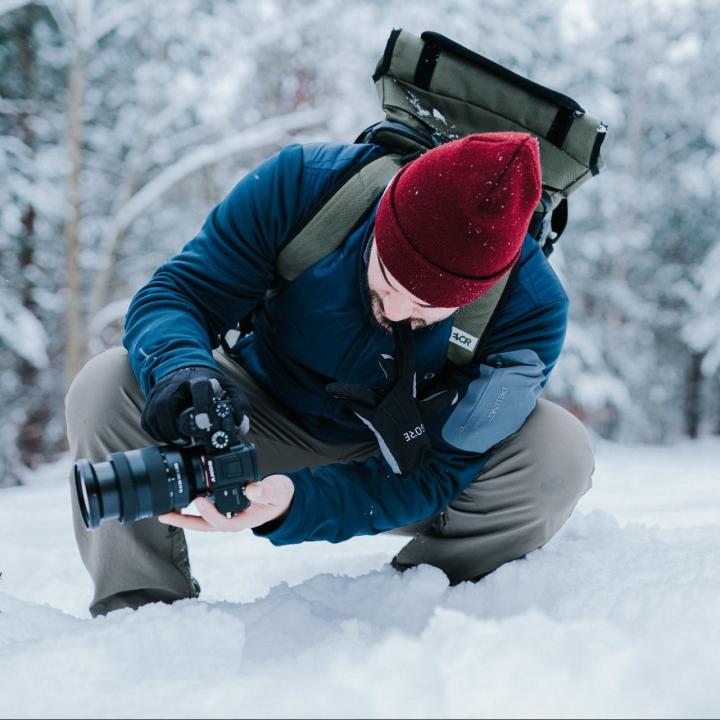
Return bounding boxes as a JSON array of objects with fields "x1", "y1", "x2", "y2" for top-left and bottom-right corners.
[
  {"x1": 89, "y1": 107, "x2": 326, "y2": 320},
  {"x1": 0, "y1": 134, "x2": 34, "y2": 158},
  {"x1": 0, "y1": 98, "x2": 42, "y2": 115},
  {"x1": 83, "y1": 0, "x2": 146, "y2": 49},
  {"x1": 44, "y1": 0, "x2": 73, "y2": 40},
  {"x1": 0, "y1": 297, "x2": 49, "y2": 369},
  {"x1": 114, "y1": 108, "x2": 324, "y2": 234},
  {"x1": 0, "y1": 0, "x2": 37, "y2": 17}
]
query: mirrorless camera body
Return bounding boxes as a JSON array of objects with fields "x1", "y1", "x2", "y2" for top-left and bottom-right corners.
[{"x1": 74, "y1": 391, "x2": 258, "y2": 530}]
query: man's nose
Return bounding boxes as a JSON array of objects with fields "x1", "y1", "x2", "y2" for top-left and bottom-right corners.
[{"x1": 382, "y1": 292, "x2": 414, "y2": 321}]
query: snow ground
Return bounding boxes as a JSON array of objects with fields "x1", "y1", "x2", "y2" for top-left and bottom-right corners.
[{"x1": 0, "y1": 437, "x2": 719, "y2": 719}]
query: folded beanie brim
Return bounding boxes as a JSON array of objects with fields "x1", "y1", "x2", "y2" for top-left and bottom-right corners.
[{"x1": 373, "y1": 132, "x2": 541, "y2": 307}]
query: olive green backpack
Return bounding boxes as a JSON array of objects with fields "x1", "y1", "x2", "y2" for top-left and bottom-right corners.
[{"x1": 268, "y1": 30, "x2": 608, "y2": 364}]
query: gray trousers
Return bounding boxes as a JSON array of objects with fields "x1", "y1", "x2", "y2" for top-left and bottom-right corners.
[{"x1": 66, "y1": 347, "x2": 594, "y2": 616}]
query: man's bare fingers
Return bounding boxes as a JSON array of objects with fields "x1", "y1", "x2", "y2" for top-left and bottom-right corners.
[
  {"x1": 244, "y1": 475, "x2": 294, "y2": 508},
  {"x1": 243, "y1": 481, "x2": 265, "y2": 504},
  {"x1": 193, "y1": 496, "x2": 238, "y2": 530},
  {"x1": 157, "y1": 487, "x2": 287, "y2": 533},
  {"x1": 158, "y1": 512, "x2": 216, "y2": 532}
]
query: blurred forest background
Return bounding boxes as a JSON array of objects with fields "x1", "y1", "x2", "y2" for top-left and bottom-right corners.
[{"x1": 1, "y1": 0, "x2": 719, "y2": 486}]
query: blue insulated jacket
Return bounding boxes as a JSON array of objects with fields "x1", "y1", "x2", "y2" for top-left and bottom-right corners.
[{"x1": 124, "y1": 142, "x2": 569, "y2": 545}]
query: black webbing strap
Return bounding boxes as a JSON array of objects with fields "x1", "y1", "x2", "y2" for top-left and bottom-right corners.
[
  {"x1": 373, "y1": 28, "x2": 402, "y2": 82},
  {"x1": 547, "y1": 107, "x2": 578, "y2": 148},
  {"x1": 544, "y1": 199, "x2": 568, "y2": 257},
  {"x1": 528, "y1": 192, "x2": 554, "y2": 246},
  {"x1": 590, "y1": 123, "x2": 608, "y2": 176},
  {"x1": 414, "y1": 38, "x2": 441, "y2": 89}
]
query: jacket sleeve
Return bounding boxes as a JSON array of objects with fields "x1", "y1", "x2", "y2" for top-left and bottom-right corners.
[
  {"x1": 259, "y1": 268, "x2": 569, "y2": 545},
  {"x1": 260, "y1": 445, "x2": 489, "y2": 544},
  {"x1": 439, "y1": 297, "x2": 568, "y2": 454},
  {"x1": 123, "y1": 144, "x2": 320, "y2": 394}
]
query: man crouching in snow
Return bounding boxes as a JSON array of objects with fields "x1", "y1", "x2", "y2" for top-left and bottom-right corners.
[{"x1": 65, "y1": 132, "x2": 594, "y2": 616}]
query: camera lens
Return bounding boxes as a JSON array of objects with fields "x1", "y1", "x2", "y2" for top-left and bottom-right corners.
[
  {"x1": 74, "y1": 458, "x2": 118, "y2": 529},
  {"x1": 74, "y1": 446, "x2": 205, "y2": 529},
  {"x1": 73, "y1": 443, "x2": 258, "y2": 529}
]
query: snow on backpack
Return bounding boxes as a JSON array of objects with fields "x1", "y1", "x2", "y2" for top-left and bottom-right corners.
[{"x1": 266, "y1": 29, "x2": 608, "y2": 365}]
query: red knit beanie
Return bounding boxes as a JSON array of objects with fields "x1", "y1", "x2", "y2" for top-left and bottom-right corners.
[{"x1": 374, "y1": 132, "x2": 542, "y2": 307}]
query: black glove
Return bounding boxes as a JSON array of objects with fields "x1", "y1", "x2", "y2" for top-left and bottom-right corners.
[
  {"x1": 141, "y1": 366, "x2": 251, "y2": 448},
  {"x1": 326, "y1": 320, "x2": 457, "y2": 475}
]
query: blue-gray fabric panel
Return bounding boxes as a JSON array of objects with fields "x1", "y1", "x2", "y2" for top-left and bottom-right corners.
[{"x1": 442, "y1": 349, "x2": 545, "y2": 453}]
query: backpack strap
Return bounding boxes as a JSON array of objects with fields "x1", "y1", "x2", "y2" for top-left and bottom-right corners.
[
  {"x1": 356, "y1": 119, "x2": 443, "y2": 155},
  {"x1": 446, "y1": 263, "x2": 517, "y2": 365},
  {"x1": 276, "y1": 153, "x2": 404, "y2": 283},
  {"x1": 273, "y1": 147, "x2": 515, "y2": 368}
]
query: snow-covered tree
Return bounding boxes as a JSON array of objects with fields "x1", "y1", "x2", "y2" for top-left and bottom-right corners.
[{"x1": 1, "y1": 0, "x2": 718, "y2": 484}]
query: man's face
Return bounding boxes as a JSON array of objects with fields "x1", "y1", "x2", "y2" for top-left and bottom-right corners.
[{"x1": 366, "y1": 238, "x2": 459, "y2": 333}]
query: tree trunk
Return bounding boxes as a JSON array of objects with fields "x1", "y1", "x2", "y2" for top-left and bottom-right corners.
[
  {"x1": 65, "y1": 5, "x2": 86, "y2": 390},
  {"x1": 15, "y1": 6, "x2": 52, "y2": 469},
  {"x1": 17, "y1": 205, "x2": 52, "y2": 468},
  {"x1": 685, "y1": 350, "x2": 704, "y2": 438}
]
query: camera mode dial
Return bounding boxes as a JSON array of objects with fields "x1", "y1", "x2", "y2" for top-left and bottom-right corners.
[
  {"x1": 215, "y1": 400, "x2": 232, "y2": 419},
  {"x1": 211, "y1": 430, "x2": 231, "y2": 449}
]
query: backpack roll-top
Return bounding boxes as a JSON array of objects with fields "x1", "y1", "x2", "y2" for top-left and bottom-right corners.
[{"x1": 368, "y1": 29, "x2": 607, "y2": 207}]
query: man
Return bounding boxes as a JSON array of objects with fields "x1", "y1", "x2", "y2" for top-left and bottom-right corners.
[{"x1": 66, "y1": 132, "x2": 594, "y2": 616}]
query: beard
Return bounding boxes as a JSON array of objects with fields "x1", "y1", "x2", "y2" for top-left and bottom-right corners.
[
  {"x1": 365, "y1": 258, "x2": 437, "y2": 335},
  {"x1": 367, "y1": 288, "x2": 430, "y2": 334},
  {"x1": 362, "y1": 246, "x2": 456, "y2": 334}
]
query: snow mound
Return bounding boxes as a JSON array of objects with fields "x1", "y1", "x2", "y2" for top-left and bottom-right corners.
[{"x1": 1, "y1": 439, "x2": 719, "y2": 718}]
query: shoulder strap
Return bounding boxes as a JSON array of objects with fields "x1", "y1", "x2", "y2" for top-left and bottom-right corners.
[
  {"x1": 270, "y1": 146, "x2": 516, "y2": 368},
  {"x1": 276, "y1": 153, "x2": 404, "y2": 283},
  {"x1": 446, "y1": 263, "x2": 517, "y2": 366}
]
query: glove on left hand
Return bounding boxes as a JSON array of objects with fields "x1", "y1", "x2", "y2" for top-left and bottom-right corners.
[
  {"x1": 141, "y1": 365, "x2": 251, "y2": 447},
  {"x1": 326, "y1": 320, "x2": 457, "y2": 475}
]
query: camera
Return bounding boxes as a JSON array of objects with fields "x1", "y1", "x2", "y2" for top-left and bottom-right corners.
[{"x1": 74, "y1": 389, "x2": 258, "y2": 530}]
